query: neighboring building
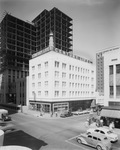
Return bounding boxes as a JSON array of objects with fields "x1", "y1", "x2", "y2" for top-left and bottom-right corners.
[
  {"x1": 99, "y1": 47, "x2": 120, "y2": 129},
  {"x1": 96, "y1": 51, "x2": 104, "y2": 95},
  {"x1": 0, "y1": 13, "x2": 36, "y2": 104},
  {"x1": 29, "y1": 34, "x2": 95, "y2": 113},
  {"x1": 0, "y1": 7, "x2": 73, "y2": 105},
  {"x1": 32, "y1": 7, "x2": 73, "y2": 52},
  {"x1": 103, "y1": 47, "x2": 120, "y2": 106},
  {"x1": 96, "y1": 46, "x2": 120, "y2": 104}
]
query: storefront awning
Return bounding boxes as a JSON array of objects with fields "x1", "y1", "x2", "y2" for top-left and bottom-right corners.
[{"x1": 100, "y1": 109, "x2": 120, "y2": 118}]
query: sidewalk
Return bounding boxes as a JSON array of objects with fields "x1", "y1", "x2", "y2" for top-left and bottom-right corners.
[{"x1": 23, "y1": 109, "x2": 61, "y2": 119}]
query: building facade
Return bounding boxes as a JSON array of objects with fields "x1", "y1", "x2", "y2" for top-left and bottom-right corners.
[
  {"x1": 0, "y1": 13, "x2": 36, "y2": 104},
  {"x1": 96, "y1": 46, "x2": 120, "y2": 96},
  {"x1": 29, "y1": 46, "x2": 95, "y2": 113},
  {"x1": 0, "y1": 7, "x2": 73, "y2": 105},
  {"x1": 99, "y1": 47, "x2": 120, "y2": 129},
  {"x1": 104, "y1": 47, "x2": 120, "y2": 106}
]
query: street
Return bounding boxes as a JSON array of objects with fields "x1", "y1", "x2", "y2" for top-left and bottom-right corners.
[{"x1": 2, "y1": 112, "x2": 120, "y2": 150}]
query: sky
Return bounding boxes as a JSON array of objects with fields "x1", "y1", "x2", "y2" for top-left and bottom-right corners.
[{"x1": 0, "y1": 0, "x2": 120, "y2": 63}]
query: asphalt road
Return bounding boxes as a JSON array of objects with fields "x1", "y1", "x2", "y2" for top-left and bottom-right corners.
[{"x1": 2, "y1": 112, "x2": 120, "y2": 150}]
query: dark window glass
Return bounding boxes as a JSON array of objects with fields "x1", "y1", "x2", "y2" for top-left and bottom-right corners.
[
  {"x1": 110, "y1": 86, "x2": 114, "y2": 96},
  {"x1": 116, "y1": 64, "x2": 120, "y2": 74},
  {"x1": 109, "y1": 65, "x2": 113, "y2": 75}
]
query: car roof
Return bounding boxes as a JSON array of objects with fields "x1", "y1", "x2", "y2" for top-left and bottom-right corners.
[{"x1": 89, "y1": 132, "x2": 107, "y2": 139}]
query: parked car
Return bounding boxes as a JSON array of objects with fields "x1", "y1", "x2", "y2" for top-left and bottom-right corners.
[
  {"x1": 2, "y1": 113, "x2": 11, "y2": 121},
  {"x1": 72, "y1": 110, "x2": 90, "y2": 115},
  {"x1": 0, "y1": 109, "x2": 11, "y2": 121},
  {"x1": 60, "y1": 111, "x2": 73, "y2": 118},
  {"x1": 76, "y1": 132, "x2": 112, "y2": 150},
  {"x1": 87, "y1": 127, "x2": 118, "y2": 143}
]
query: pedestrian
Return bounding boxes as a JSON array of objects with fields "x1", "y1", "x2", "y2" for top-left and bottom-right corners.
[
  {"x1": 55, "y1": 111, "x2": 58, "y2": 117},
  {"x1": 109, "y1": 121, "x2": 114, "y2": 132}
]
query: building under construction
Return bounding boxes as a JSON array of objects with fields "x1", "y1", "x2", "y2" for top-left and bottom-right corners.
[{"x1": 0, "y1": 7, "x2": 73, "y2": 105}]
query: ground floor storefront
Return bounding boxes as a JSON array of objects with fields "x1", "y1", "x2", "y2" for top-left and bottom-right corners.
[
  {"x1": 100, "y1": 106, "x2": 120, "y2": 129},
  {"x1": 29, "y1": 99, "x2": 93, "y2": 114}
]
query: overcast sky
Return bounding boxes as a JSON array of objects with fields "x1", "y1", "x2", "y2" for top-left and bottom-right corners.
[{"x1": 0, "y1": 0, "x2": 120, "y2": 63}]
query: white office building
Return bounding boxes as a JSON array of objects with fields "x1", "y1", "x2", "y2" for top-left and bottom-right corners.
[{"x1": 29, "y1": 34, "x2": 95, "y2": 113}]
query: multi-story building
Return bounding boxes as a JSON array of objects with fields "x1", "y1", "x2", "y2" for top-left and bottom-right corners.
[
  {"x1": 32, "y1": 7, "x2": 73, "y2": 52},
  {"x1": 0, "y1": 13, "x2": 36, "y2": 105},
  {"x1": 99, "y1": 47, "x2": 120, "y2": 129},
  {"x1": 0, "y1": 7, "x2": 73, "y2": 105},
  {"x1": 96, "y1": 46, "x2": 120, "y2": 97},
  {"x1": 29, "y1": 33, "x2": 95, "y2": 113},
  {"x1": 103, "y1": 47, "x2": 120, "y2": 106}
]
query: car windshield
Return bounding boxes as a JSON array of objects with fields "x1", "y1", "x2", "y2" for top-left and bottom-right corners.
[{"x1": 107, "y1": 131, "x2": 113, "y2": 134}]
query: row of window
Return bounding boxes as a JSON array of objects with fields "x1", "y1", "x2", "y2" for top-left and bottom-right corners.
[
  {"x1": 32, "y1": 81, "x2": 94, "y2": 89},
  {"x1": 109, "y1": 85, "x2": 120, "y2": 97},
  {"x1": 32, "y1": 71, "x2": 94, "y2": 81},
  {"x1": 32, "y1": 90, "x2": 94, "y2": 97},
  {"x1": 32, "y1": 61, "x2": 94, "y2": 74},
  {"x1": 109, "y1": 64, "x2": 120, "y2": 75}
]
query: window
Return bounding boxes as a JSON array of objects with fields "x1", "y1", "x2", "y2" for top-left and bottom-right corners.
[
  {"x1": 100, "y1": 131, "x2": 105, "y2": 134},
  {"x1": 55, "y1": 61, "x2": 59, "y2": 68},
  {"x1": 45, "y1": 81, "x2": 48, "y2": 87},
  {"x1": 110, "y1": 86, "x2": 114, "y2": 97},
  {"x1": 55, "y1": 91, "x2": 59, "y2": 97},
  {"x1": 75, "y1": 67, "x2": 77, "y2": 71},
  {"x1": 32, "y1": 83, "x2": 35, "y2": 87},
  {"x1": 69, "y1": 65, "x2": 71, "y2": 70},
  {"x1": 62, "y1": 72, "x2": 66, "y2": 78},
  {"x1": 62, "y1": 82, "x2": 66, "y2": 87},
  {"x1": 38, "y1": 82, "x2": 41, "y2": 87},
  {"x1": 72, "y1": 66, "x2": 74, "y2": 71},
  {"x1": 38, "y1": 64, "x2": 41, "y2": 70},
  {"x1": 45, "y1": 91, "x2": 48, "y2": 96},
  {"x1": 72, "y1": 74, "x2": 74, "y2": 79},
  {"x1": 62, "y1": 63, "x2": 66, "y2": 69},
  {"x1": 93, "y1": 137, "x2": 97, "y2": 140},
  {"x1": 109, "y1": 65, "x2": 113, "y2": 75},
  {"x1": 75, "y1": 75, "x2": 77, "y2": 80},
  {"x1": 62, "y1": 91, "x2": 66, "y2": 96},
  {"x1": 45, "y1": 71, "x2": 48, "y2": 77},
  {"x1": 38, "y1": 73, "x2": 41, "y2": 79},
  {"x1": 88, "y1": 135, "x2": 92, "y2": 138},
  {"x1": 116, "y1": 64, "x2": 120, "y2": 74},
  {"x1": 32, "y1": 66, "x2": 35, "y2": 71},
  {"x1": 45, "y1": 61, "x2": 48, "y2": 68},
  {"x1": 116, "y1": 86, "x2": 120, "y2": 97},
  {"x1": 55, "y1": 71, "x2": 59, "y2": 77},
  {"x1": 54, "y1": 81, "x2": 59, "y2": 87},
  {"x1": 32, "y1": 74, "x2": 35, "y2": 80}
]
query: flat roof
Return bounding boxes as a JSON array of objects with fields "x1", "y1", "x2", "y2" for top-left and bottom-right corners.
[{"x1": 31, "y1": 47, "x2": 93, "y2": 64}]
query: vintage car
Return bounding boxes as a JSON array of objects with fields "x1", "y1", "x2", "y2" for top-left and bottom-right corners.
[
  {"x1": 60, "y1": 111, "x2": 73, "y2": 118},
  {"x1": 87, "y1": 127, "x2": 118, "y2": 143},
  {"x1": 76, "y1": 132, "x2": 112, "y2": 150}
]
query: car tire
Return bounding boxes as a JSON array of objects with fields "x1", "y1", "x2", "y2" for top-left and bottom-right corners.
[
  {"x1": 96, "y1": 145, "x2": 102, "y2": 150},
  {"x1": 77, "y1": 139, "x2": 82, "y2": 144}
]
